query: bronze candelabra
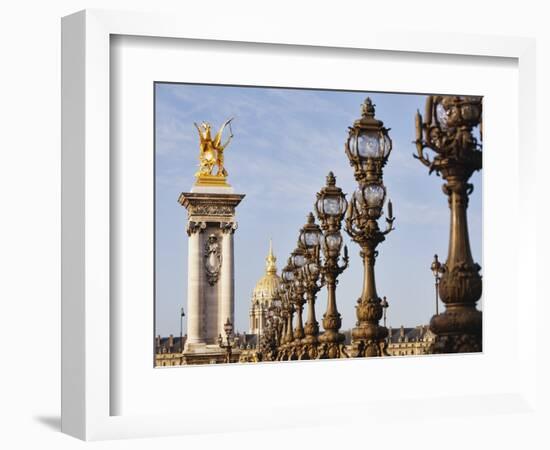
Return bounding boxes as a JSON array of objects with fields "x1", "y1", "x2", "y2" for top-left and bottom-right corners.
[
  {"x1": 344, "y1": 98, "x2": 395, "y2": 357},
  {"x1": 314, "y1": 174, "x2": 350, "y2": 359},
  {"x1": 414, "y1": 95, "x2": 483, "y2": 353}
]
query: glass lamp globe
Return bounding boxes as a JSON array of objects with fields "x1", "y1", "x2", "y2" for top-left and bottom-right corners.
[
  {"x1": 436, "y1": 96, "x2": 481, "y2": 130},
  {"x1": 302, "y1": 229, "x2": 320, "y2": 248},
  {"x1": 380, "y1": 133, "x2": 392, "y2": 157},
  {"x1": 460, "y1": 96, "x2": 482, "y2": 124},
  {"x1": 299, "y1": 214, "x2": 322, "y2": 249},
  {"x1": 292, "y1": 250, "x2": 306, "y2": 269},
  {"x1": 325, "y1": 232, "x2": 343, "y2": 252},
  {"x1": 349, "y1": 130, "x2": 392, "y2": 160},
  {"x1": 282, "y1": 267, "x2": 294, "y2": 283},
  {"x1": 280, "y1": 264, "x2": 294, "y2": 284},
  {"x1": 357, "y1": 131, "x2": 380, "y2": 158},
  {"x1": 307, "y1": 262, "x2": 319, "y2": 277},
  {"x1": 317, "y1": 193, "x2": 346, "y2": 216},
  {"x1": 436, "y1": 102, "x2": 449, "y2": 129},
  {"x1": 363, "y1": 184, "x2": 386, "y2": 208}
]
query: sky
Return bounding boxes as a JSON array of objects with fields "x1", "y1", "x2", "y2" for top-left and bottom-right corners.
[{"x1": 154, "y1": 83, "x2": 482, "y2": 337}]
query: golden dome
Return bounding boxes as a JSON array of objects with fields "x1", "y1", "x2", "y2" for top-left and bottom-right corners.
[{"x1": 252, "y1": 240, "x2": 282, "y2": 306}]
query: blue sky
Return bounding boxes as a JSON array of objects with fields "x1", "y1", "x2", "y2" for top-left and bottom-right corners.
[{"x1": 155, "y1": 83, "x2": 482, "y2": 337}]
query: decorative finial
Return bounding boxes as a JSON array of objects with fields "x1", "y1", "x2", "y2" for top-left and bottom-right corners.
[
  {"x1": 361, "y1": 97, "x2": 376, "y2": 117},
  {"x1": 307, "y1": 212, "x2": 315, "y2": 224},
  {"x1": 266, "y1": 239, "x2": 277, "y2": 274},
  {"x1": 326, "y1": 171, "x2": 336, "y2": 186}
]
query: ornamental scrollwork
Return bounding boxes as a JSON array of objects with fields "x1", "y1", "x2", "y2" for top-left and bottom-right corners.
[
  {"x1": 188, "y1": 203, "x2": 235, "y2": 217},
  {"x1": 220, "y1": 221, "x2": 238, "y2": 234}
]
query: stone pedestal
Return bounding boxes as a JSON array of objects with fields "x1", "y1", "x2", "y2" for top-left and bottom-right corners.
[{"x1": 178, "y1": 185, "x2": 244, "y2": 357}]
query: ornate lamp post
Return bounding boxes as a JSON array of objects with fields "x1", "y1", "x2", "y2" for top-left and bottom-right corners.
[
  {"x1": 314, "y1": 174, "x2": 350, "y2": 359},
  {"x1": 267, "y1": 286, "x2": 283, "y2": 352},
  {"x1": 278, "y1": 261, "x2": 296, "y2": 360},
  {"x1": 272, "y1": 300, "x2": 284, "y2": 350},
  {"x1": 380, "y1": 296, "x2": 389, "y2": 328},
  {"x1": 259, "y1": 309, "x2": 279, "y2": 362},
  {"x1": 179, "y1": 306, "x2": 185, "y2": 353},
  {"x1": 217, "y1": 318, "x2": 235, "y2": 363},
  {"x1": 296, "y1": 229, "x2": 323, "y2": 360},
  {"x1": 344, "y1": 97, "x2": 395, "y2": 358},
  {"x1": 415, "y1": 95, "x2": 483, "y2": 353},
  {"x1": 430, "y1": 254, "x2": 445, "y2": 316},
  {"x1": 284, "y1": 256, "x2": 305, "y2": 354},
  {"x1": 278, "y1": 292, "x2": 289, "y2": 360}
]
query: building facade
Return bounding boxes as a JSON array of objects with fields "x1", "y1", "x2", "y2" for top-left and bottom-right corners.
[
  {"x1": 386, "y1": 325, "x2": 436, "y2": 356},
  {"x1": 155, "y1": 335, "x2": 185, "y2": 367}
]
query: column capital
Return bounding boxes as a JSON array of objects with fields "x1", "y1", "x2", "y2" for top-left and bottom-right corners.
[
  {"x1": 186, "y1": 220, "x2": 206, "y2": 236},
  {"x1": 220, "y1": 221, "x2": 238, "y2": 234},
  {"x1": 179, "y1": 192, "x2": 245, "y2": 223}
]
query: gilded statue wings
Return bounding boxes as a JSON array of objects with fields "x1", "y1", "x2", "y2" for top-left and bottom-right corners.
[{"x1": 213, "y1": 118, "x2": 234, "y2": 150}]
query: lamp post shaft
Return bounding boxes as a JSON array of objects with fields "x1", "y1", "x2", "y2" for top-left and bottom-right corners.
[
  {"x1": 304, "y1": 291, "x2": 319, "y2": 337},
  {"x1": 352, "y1": 245, "x2": 388, "y2": 357},
  {"x1": 435, "y1": 279, "x2": 439, "y2": 316},
  {"x1": 294, "y1": 300, "x2": 305, "y2": 339},
  {"x1": 325, "y1": 278, "x2": 339, "y2": 320},
  {"x1": 360, "y1": 245, "x2": 379, "y2": 304},
  {"x1": 319, "y1": 275, "x2": 346, "y2": 358},
  {"x1": 447, "y1": 181, "x2": 475, "y2": 267}
]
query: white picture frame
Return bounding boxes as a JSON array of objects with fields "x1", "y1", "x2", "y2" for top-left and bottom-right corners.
[{"x1": 61, "y1": 9, "x2": 538, "y2": 441}]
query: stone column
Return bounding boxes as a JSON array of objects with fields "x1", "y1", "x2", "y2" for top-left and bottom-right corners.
[
  {"x1": 179, "y1": 190, "x2": 244, "y2": 357},
  {"x1": 219, "y1": 224, "x2": 235, "y2": 337},
  {"x1": 185, "y1": 221, "x2": 204, "y2": 345}
]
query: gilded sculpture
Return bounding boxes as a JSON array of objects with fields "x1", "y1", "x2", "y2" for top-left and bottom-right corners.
[{"x1": 193, "y1": 118, "x2": 234, "y2": 185}]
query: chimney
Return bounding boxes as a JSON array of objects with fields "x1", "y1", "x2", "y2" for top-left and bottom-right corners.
[
  {"x1": 168, "y1": 334, "x2": 174, "y2": 348},
  {"x1": 156, "y1": 335, "x2": 161, "y2": 348}
]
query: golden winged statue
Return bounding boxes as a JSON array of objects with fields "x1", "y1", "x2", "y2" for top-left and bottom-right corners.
[{"x1": 193, "y1": 118, "x2": 234, "y2": 184}]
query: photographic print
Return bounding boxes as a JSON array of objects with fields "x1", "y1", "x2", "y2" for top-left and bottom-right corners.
[{"x1": 154, "y1": 83, "x2": 482, "y2": 366}]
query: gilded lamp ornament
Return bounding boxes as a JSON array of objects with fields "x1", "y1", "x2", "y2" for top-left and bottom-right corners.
[
  {"x1": 414, "y1": 95, "x2": 483, "y2": 353},
  {"x1": 344, "y1": 98, "x2": 395, "y2": 358}
]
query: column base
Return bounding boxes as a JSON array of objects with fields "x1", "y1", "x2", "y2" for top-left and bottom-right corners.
[
  {"x1": 182, "y1": 344, "x2": 241, "y2": 365},
  {"x1": 429, "y1": 307, "x2": 482, "y2": 353}
]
